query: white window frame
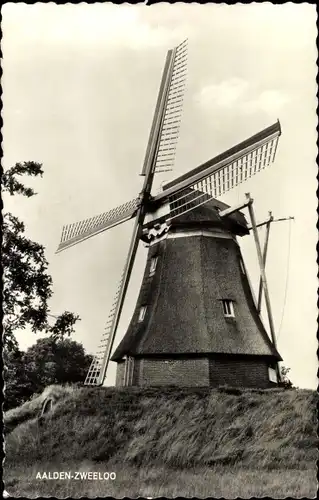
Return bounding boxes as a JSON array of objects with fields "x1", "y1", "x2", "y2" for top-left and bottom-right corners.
[
  {"x1": 138, "y1": 306, "x2": 147, "y2": 322},
  {"x1": 268, "y1": 366, "x2": 278, "y2": 383},
  {"x1": 222, "y1": 299, "x2": 235, "y2": 317},
  {"x1": 149, "y1": 256, "x2": 158, "y2": 276}
]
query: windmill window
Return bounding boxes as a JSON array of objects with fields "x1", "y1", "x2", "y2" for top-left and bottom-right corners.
[
  {"x1": 222, "y1": 299, "x2": 235, "y2": 317},
  {"x1": 149, "y1": 256, "x2": 158, "y2": 275},
  {"x1": 138, "y1": 306, "x2": 147, "y2": 322}
]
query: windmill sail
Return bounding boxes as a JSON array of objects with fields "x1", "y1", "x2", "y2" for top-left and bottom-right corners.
[
  {"x1": 85, "y1": 268, "x2": 125, "y2": 385},
  {"x1": 152, "y1": 121, "x2": 281, "y2": 222},
  {"x1": 56, "y1": 198, "x2": 139, "y2": 253},
  {"x1": 84, "y1": 41, "x2": 188, "y2": 385},
  {"x1": 141, "y1": 39, "x2": 188, "y2": 177},
  {"x1": 85, "y1": 209, "x2": 143, "y2": 386},
  {"x1": 57, "y1": 40, "x2": 188, "y2": 256},
  {"x1": 153, "y1": 39, "x2": 188, "y2": 174}
]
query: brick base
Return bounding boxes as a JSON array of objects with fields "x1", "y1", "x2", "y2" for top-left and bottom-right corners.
[
  {"x1": 134, "y1": 357, "x2": 209, "y2": 386},
  {"x1": 115, "y1": 355, "x2": 275, "y2": 389},
  {"x1": 209, "y1": 357, "x2": 270, "y2": 389}
]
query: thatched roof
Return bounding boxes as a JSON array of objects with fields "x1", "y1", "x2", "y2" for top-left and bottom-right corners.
[
  {"x1": 144, "y1": 191, "x2": 249, "y2": 237},
  {"x1": 112, "y1": 203, "x2": 281, "y2": 362}
]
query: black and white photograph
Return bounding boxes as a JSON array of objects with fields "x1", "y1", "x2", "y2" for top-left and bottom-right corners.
[{"x1": 2, "y1": 2, "x2": 317, "y2": 498}]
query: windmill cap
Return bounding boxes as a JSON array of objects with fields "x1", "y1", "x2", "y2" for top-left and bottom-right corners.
[{"x1": 169, "y1": 194, "x2": 249, "y2": 237}]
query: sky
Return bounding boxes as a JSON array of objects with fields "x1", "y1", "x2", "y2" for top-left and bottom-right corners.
[{"x1": 2, "y1": 3, "x2": 317, "y2": 389}]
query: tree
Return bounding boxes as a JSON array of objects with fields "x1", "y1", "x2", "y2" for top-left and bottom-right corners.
[
  {"x1": 23, "y1": 337, "x2": 93, "y2": 391},
  {"x1": 3, "y1": 347, "x2": 34, "y2": 411},
  {"x1": 2, "y1": 161, "x2": 80, "y2": 350},
  {"x1": 4, "y1": 338, "x2": 93, "y2": 410}
]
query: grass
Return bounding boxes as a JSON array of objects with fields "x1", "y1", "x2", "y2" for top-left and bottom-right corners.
[
  {"x1": 4, "y1": 385, "x2": 318, "y2": 497},
  {"x1": 4, "y1": 384, "x2": 75, "y2": 434}
]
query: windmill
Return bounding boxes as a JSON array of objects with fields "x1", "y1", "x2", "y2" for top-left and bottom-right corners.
[{"x1": 56, "y1": 40, "x2": 289, "y2": 388}]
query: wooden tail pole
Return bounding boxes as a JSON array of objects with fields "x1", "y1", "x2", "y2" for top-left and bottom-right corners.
[
  {"x1": 257, "y1": 212, "x2": 273, "y2": 313},
  {"x1": 245, "y1": 193, "x2": 281, "y2": 382}
]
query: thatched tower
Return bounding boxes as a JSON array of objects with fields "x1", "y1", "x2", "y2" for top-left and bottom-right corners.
[{"x1": 111, "y1": 196, "x2": 281, "y2": 388}]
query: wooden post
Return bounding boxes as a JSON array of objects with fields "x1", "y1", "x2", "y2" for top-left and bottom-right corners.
[
  {"x1": 129, "y1": 357, "x2": 134, "y2": 386},
  {"x1": 123, "y1": 356, "x2": 128, "y2": 386},
  {"x1": 257, "y1": 212, "x2": 273, "y2": 312},
  {"x1": 124, "y1": 356, "x2": 134, "y2": 386},
  {"x1": 245, "y1": 193, "x2": 281, "y2": 382}
]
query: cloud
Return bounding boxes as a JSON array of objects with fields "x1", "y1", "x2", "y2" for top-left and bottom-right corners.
[
  {"x1": 195, "y1": 79, "x2": 290, "y2": 117},
  {"x1": 197, "y1": 78, "x2": 249, "y2": 109}
]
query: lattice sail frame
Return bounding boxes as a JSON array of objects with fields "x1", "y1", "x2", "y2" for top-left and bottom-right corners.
[
  {"x1": 57, "y1": 41, "x2": 188, "y2": 255},
  {"x1": 154, "y1": 39, "x2": 188, "y2": 174},
  {"x1": 56, "y1": 198, "x2": 139, "y2": 253},
  {"x1": 166, "y1": 127, "x2": 280, "y2": 221},
  {"x1": 85, "y1": 270, "x2": 125, "y2": 385}
]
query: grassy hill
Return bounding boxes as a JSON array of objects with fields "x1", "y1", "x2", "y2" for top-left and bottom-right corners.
[{"x1": 4, "y1": 384, "x2": 318, "y2": 498}]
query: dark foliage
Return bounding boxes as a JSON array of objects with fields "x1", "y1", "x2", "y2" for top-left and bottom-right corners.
[
  {"x1": 22, "y1": 337, "x2": 93, "y2": 390},
  {"x1": 2, "y1": 161, "x2": 44, "y2": 197},
  {"x1": 3, "y1": 348, "x2": 34, "y2": 411},
  {"x1": 2, "y1": 161, "x2": 80, "y2": 349},
  {"x1": 4, "y1": 338, "x2": 93, "y2": 411}
]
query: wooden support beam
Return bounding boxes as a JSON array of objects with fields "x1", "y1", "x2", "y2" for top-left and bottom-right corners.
[
  {"x1": 129, "y1": 357, "x2": 134, "y2": 386},
  {"x1": 219, "y1": 200, "x2": 250, "y2": 218},
  {"x1": 123, "y1": 356, "x2": 128, "y2": 386},
  {"x1": 253, "y1": 214, "x2": 294, "y2": 311},
  {"x1": 245, "y1": 193, "x2": 281, "y2": 382},
  {"x1": 123, "y1": 356, "x2": 134, "y2": 387},
  {"x1": 257, "y1": 212, "x2": 273, "y2": 313},
  {"x1": 247, "y1": 216, "x2": 294, "y2": 231}
]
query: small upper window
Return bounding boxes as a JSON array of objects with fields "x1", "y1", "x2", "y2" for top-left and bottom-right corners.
[
  {"x1": 149, "y1": 256, "x2": 158, "y2": 275},
  {"x1": 138, "y1": 306, "x2": 147, "y2": 322},
  {"x1": 222, "y1": 299, "x2": 235, "y2": 317}
]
